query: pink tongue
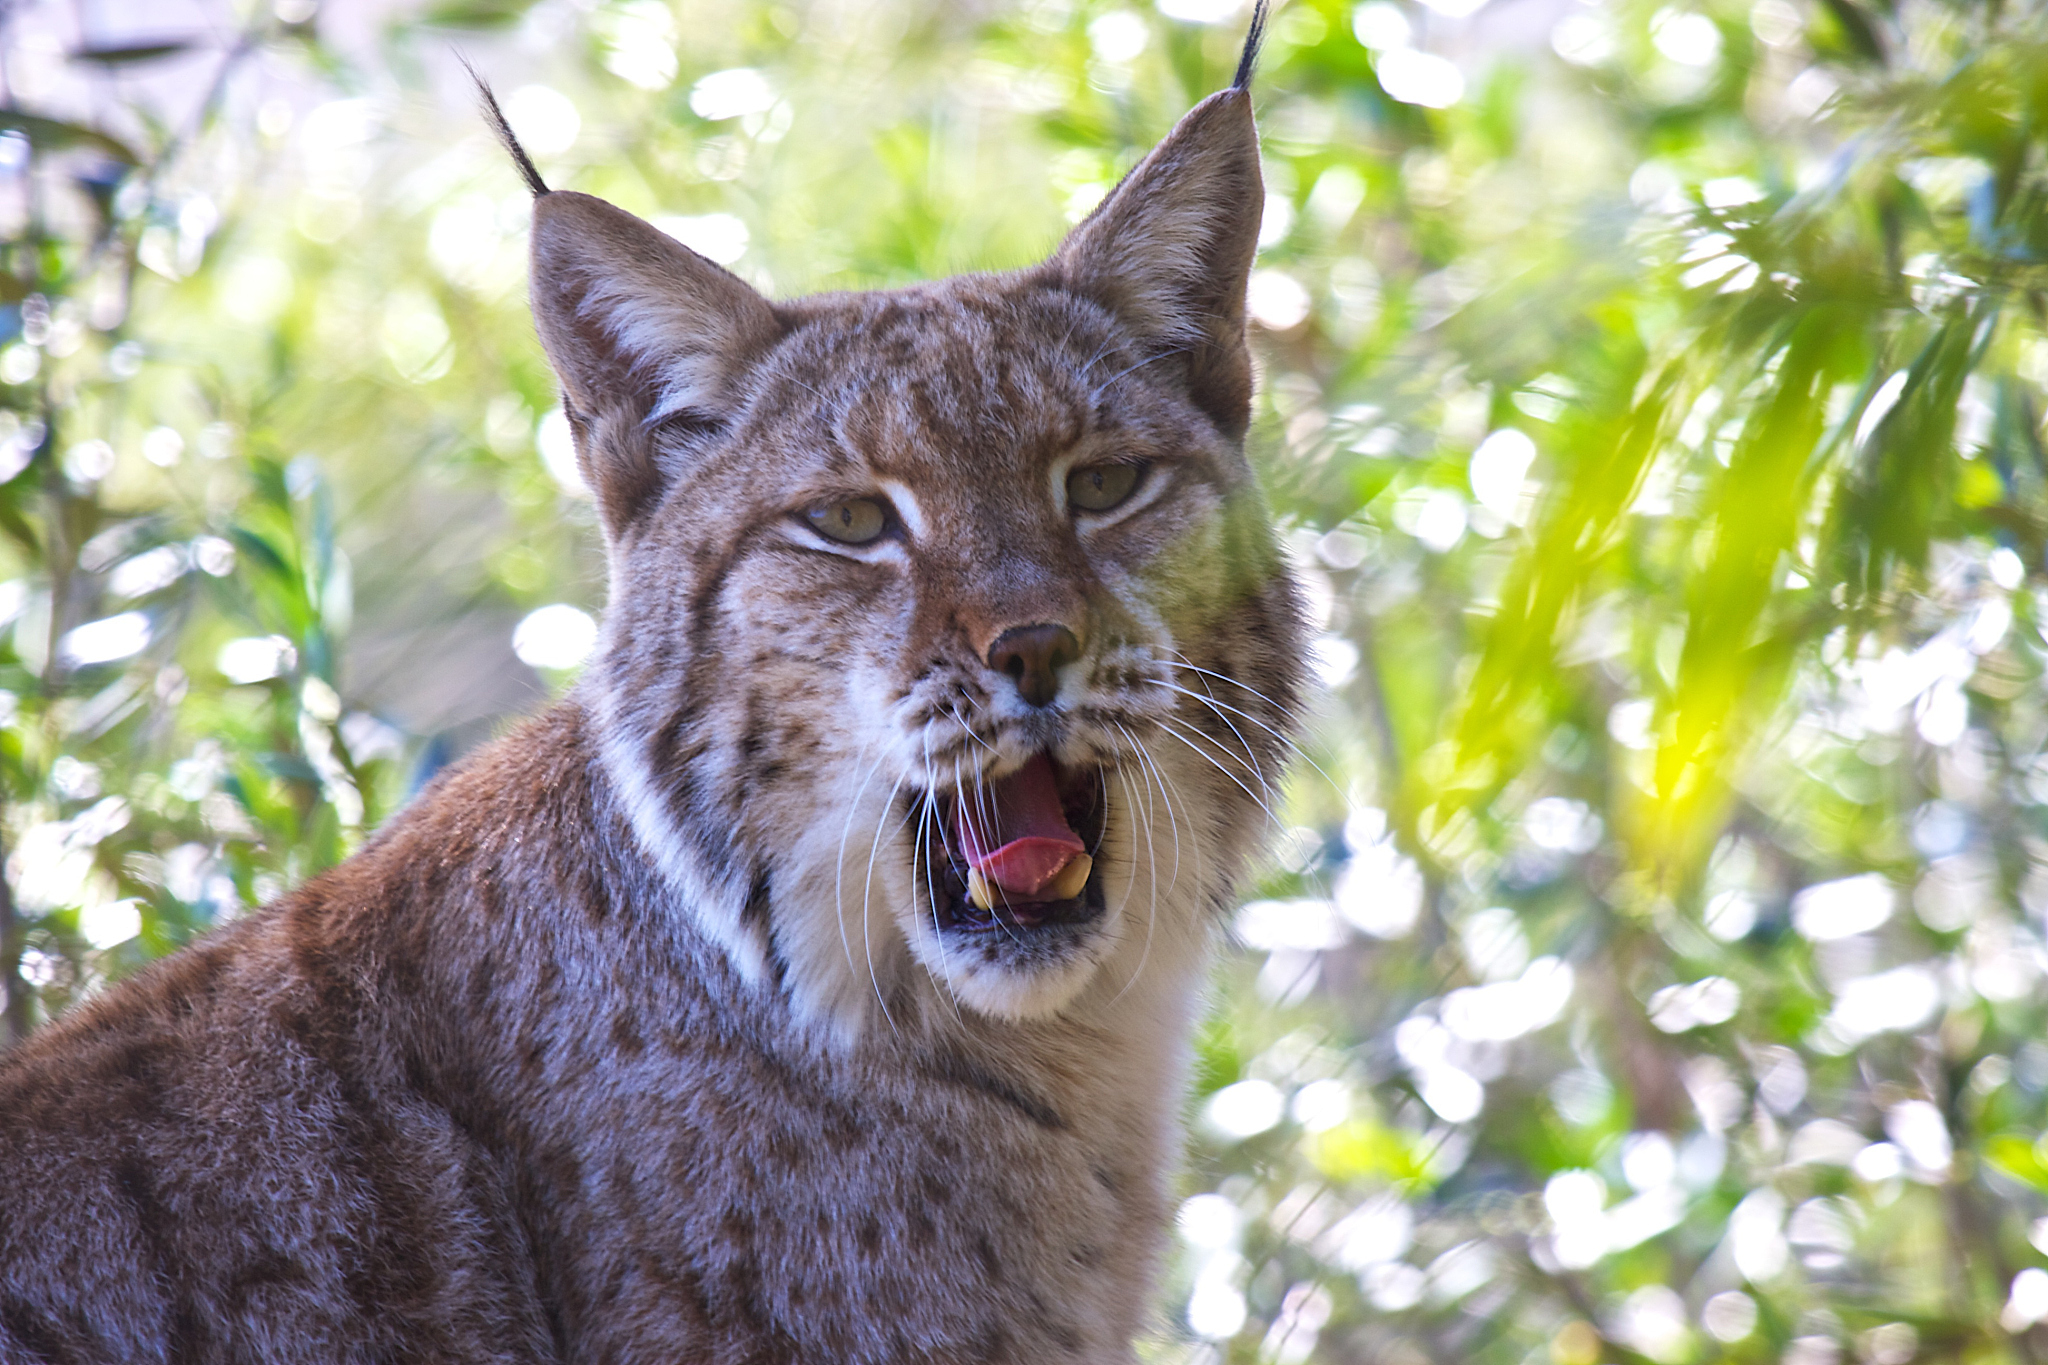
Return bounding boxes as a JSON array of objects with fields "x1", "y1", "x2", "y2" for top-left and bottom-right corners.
[{"x1": 955, "y1": 754, "x2": 1086, "y2": 898}]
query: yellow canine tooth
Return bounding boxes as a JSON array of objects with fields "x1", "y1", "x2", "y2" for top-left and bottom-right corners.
[
  {"x1": 1043, "y1": 853, "x2": 1093, "y2": 902},
  {"x1": 968, "y1": 855, "x2": 1092, "y2": 911}
]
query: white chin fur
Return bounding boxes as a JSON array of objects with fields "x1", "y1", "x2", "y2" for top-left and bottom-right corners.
[{"x1": 923, "y1": 933, "x2": 1111, "y2": 1021}]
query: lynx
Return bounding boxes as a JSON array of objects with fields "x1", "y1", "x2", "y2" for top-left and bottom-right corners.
[{"x1": 0, "y1": 10, "x2": 1304, "y2": 1361}]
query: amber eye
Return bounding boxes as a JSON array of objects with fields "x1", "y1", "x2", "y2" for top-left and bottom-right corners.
[
  {"x1": 1066, "y1": 463, "x2": 1143, "y2": 513},
  {"x1": 803, "y1": 497, "x2": 889, "y2": 545}
]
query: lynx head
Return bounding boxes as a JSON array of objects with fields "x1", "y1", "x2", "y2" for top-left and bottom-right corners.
[{"x1": 500, "y1": 26, "x2": 1305, "y2": 1034}]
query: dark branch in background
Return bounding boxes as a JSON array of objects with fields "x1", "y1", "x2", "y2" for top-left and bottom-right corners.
[
  {"x1": 0, "y1": 833, "x2": 27, "y2": 1047},
  {"x1": 99, "y1": 12, "x2": 276, "y2": 327}
]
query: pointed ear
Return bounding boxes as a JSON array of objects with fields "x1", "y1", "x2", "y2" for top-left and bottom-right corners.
[
  {"x1": 528, "y1": 191, "x2": 781, "y2": 530},
  {"x1": 1048, "y1": 88, "x2": 1263, "y2": 439}
]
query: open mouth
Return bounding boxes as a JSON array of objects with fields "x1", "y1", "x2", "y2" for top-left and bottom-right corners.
[{"x1": 923, "y1": 752, "x2": 1108, "y2": 935}]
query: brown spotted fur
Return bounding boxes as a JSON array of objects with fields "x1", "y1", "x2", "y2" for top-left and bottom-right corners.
[{"x1": 0, "y1": 48, "x2": 1304, "y2": 1365}]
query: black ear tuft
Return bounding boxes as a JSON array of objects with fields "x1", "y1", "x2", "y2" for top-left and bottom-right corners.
[
  {"x1": 464, "y1": 60, "x2": 549, "y2": 198},
  {"x1": 1233, "y1": 0, "x2": 1271, "y2": 92}
]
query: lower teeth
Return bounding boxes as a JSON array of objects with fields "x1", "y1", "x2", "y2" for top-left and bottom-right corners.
[{"x1": 964, "y1": 853, "x2": 1093, "y2": 913}]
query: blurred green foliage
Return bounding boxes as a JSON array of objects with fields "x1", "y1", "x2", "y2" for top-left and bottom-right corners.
[{"x1": 4, "y1": 0, "x2": 2048, "y2": 1362}]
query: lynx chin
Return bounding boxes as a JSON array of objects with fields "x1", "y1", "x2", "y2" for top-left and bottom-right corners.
[{"x1": 0, "y1": 7, "x2": 1306, "y2": 1361}]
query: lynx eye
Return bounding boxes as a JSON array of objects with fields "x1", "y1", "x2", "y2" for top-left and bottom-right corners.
[
  {"x1": 803, "y1": 497, "x2": 889, "y2": 545},
  {"x1": 1066, "y1": 462, "x2": 1143, "y2": 513}
]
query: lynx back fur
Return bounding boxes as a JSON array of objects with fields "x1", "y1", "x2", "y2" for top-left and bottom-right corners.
[{"x1": 0, "y1": 19, "x2": 1304, "y2": 1364}]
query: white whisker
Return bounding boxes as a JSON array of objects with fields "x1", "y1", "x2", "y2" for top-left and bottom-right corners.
[
  {"x1": 1155, "y1": 651, "x2": 1308, "y2": 727},
  {"x1": 1146, "y1": 731, "x2": 1203, "y2": 897},
  {"x1": 1116, "y1": 721, "x2": 1187, "y2": 903},
  {"x1": 835, "y1": 739, "x2": 890, "y2": 984},
  {"x1": 921, "y1": 734, "x2": 962, "y2": 1017},
  {"x1": 1104, "y1": 761, "x2": 1136, "y2": 903},
  {"x1": 1087, "y1": 346, "x2": 1188, "y2": 404},
  {"x1": 1073, "y1": 337, "x2": 1121, "y2": 382},
  {"x1": 1150, "y1": 675, "x2": 1344, "y2": 801},
  {"x1": 954, "y1": 751, "x2": 1026, "y2": 951},
  {"x1": 1154, "y1": 679, "x2": 1266, "y2": 789},
  {"x1": 1105, "y1": 764, "x2": 1161, "y2": 1006},
  {"x1": 1155, "y1": 658, "x2": 1348, "y2": 899},
  {"x1": 1157, "y1": 715, "x2": 1282, "y2": 829},
  {"x1": 861, "y1": 775, "x2": 906, "y2": 1035},
  {"x1": 942, "y1": 702, "x2": 994, "y2": 757}
]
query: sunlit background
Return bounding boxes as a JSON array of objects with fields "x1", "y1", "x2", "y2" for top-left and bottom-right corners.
[{"x1": 4, "y1": 0, "x2": 2048, "y2": 1360}]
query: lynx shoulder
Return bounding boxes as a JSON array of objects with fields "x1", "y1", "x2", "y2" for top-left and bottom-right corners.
[{"x1": 0, "y1": 10, "x2": 1305, "y2": 1361}]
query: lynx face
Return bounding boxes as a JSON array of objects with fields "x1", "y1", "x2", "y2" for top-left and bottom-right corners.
[{"x1": 531, "y1": 87, "x2": 1304, "y2": 1030}]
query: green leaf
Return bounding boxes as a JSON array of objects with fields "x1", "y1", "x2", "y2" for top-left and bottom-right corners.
[
  {"x1": 1984, "y1": 1135, "x2": 2048, "y2": 1193},
  {"x1": 226, "y1": 527, "x2": 292, "y2": 582},
  {"x1": 415, "y1": 0, "x2": 537, "y2": 29},
  {"x1": 1308, "y1": 1119, "x2": 1437, "y2": 1188},
  {"x1": 1826, "y1": 304, "x2": 1987, "y2": 604}
]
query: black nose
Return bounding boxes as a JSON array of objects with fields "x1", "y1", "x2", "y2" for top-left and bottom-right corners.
[{"x1": 986, "y1": 624, "x2": 1081, "y2": 708}]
